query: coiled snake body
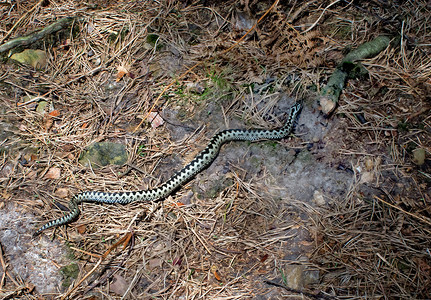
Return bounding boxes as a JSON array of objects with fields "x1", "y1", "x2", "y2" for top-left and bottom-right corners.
[{"x1": 35, "y1": 103, "x2": 302, "y2": 236}]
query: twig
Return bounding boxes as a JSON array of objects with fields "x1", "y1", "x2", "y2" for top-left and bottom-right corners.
[
  {"x1": 85, "y1": 232, "x2": 135, "y2": 294},
  {"x1": 69, "y1": 247, "x2": 102, "y2": 259},
  {"x1": 319, "y1": 35, "x2": 392, "y2": 114},
  {"x1": 0, "y1": 242, "x2": 20, "y2": 288},
  {"x1": 0, "y1": 17, "x2": 75, "y2": 54}
]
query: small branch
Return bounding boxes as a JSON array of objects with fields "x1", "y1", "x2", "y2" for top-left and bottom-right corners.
[
  {"x1": 0, "y1": 17, "x2": 75, "y2": 54},
  {"x1": 319, "y1": 35, "x2": 392, "y2": 115}
]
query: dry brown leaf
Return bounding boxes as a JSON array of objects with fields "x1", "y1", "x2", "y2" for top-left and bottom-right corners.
[
  {"x1": 260, "y1": 254, "x2": 269, "y2": 263},
  {"x1": 116, "y1": 65, "x2": 129, "y2": 82},
  {"x1": 27, "y1": 170, "x2": 37, "y2": 180},
  {"x1": 1, "y1": 191, "x2": 12, "y2": 201},
  {"x1": 76, "y1": 224, "x2": 86, "y2": 234},
  {"x1": 110, "y1": 274, "x2": 128, "y2": 295},
  {"x1": 148, "y1": 258, "x2": 162, "y2": 269},
  {"x1": 55, "y1": 188, "x2": 69, "y2": 198},
  {"x1": 211, "y1": 265, "x2": 222, "y2": 281},
  {"x1": 44, "y1": 167, "x2": 61, "y2": 179},
  {"x1": 44, "y1": 117, "x2": 54, "y2": 131},
  {"x1": 299, "y1": 240, "x2": 313, "y2": 246},
  {"x1": 48, "y1": 110, "x2": 60, "y2": 117},
  {"x1": 148, "y1": 111, "x2": 164, "y2": 128}
]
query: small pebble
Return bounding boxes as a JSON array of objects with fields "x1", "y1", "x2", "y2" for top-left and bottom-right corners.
[
  {"x1": 360, "y1": 171, "x2": 374, "y2": 184},
  {"x1": 365, "y1": 158, "x2": 373, "y2": 171},
  {"x1": 412, "y1": 148, "x2": 425, "y2": 165},
  {"x1": 313, "y1": 190, "x2": 325, "y2": 206}
]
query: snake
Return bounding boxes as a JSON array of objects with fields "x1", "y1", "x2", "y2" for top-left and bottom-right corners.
[{"x1": 34, "y1": 103, "x2": 302, "y2": 236}]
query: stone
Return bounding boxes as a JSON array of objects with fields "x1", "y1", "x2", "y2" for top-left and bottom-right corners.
[
  {"x1": 79, "y1": 142, "x2": 128, "y2": 168},
  {"x1": 10, "y1": 49, "x2": 47, "y2": 69},
  {"x1": 412, "y1": 148, "x2": 425, "y2": 165},
  {"x1": 313, "y1": 190, "x2": 325, "y2": 206}
]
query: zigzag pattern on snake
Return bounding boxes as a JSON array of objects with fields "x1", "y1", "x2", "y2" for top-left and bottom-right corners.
[{"x1": 34, "y1": 103, "x2": 302, "y2": 236}]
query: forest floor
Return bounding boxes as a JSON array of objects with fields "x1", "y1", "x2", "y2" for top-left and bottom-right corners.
[{"x1": 0, "y1": 0, "x2": 430, "y2": 299}]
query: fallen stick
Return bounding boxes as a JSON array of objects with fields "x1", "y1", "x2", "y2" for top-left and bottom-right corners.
[
  {"x1": 319, "y1": 35, "x2": 393, "y2": 115},
  {"x1": 0, "y1": 17, "x2": 75, "y2": 54}
]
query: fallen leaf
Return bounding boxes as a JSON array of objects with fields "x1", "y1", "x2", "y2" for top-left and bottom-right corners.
[
  {"x1": 148, "y1": 258, "x2": 162, "y2": 269},
  {"x1": 0, "y1": 163, "x2": 13, "y2": 178},
  {"x1": 76, "y1": 224, "x2": 86, "y2": 234},
  {"x1": 48, "y1": 110, "x2": 60, "y2": 117},
  {"x1": 1, "y1": 191, "x2": 12, "y2": 201},
  {"x1": 61, "y1": 144, "x2": 74, "y2": 152},
  {"x1": 260, "y1": 254, "x2": 269, "y2": 263},
  {"x1": 27, "y1": 170, "x2": 37, "y2": 179},
  {"x1": 416, "y1": 258, "x2": 431, "y2": 273},
  {"x1": 55, "y1": 188, "x2": 69, "y2": 198},
  {"x1": 44, "y1": 117, "x2": 54, "y2": 131},
  {"x1": 110, "y1": 274, "x2": 128, "y2": 295},
  {"x1": 299, "y1": 240, "x2": 313, "y2": 246},
  {"x1": 116, "y1": 65, "x2": 129, "y2": 82},
  {"x1": 148, "y1": 111, "x2": 164, "y2": 128},
  {"x1": 44, "y1": 167, "x2": 61, "y2": 179},
  {"x1": 211, "y1": 265, "x2": 222, "y2": 281}
]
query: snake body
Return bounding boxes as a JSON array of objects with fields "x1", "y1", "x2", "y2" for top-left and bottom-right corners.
[{"x1": 35, "y1": 103, "x2": 302, "y2": 236}]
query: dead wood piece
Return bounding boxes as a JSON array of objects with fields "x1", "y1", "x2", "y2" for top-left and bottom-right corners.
[
  {"x1": 0, "y1": 17, "x2": 75, "y2": 54},
  {"x1": 320, "y1": 35, "x2": 392, "y2": 115}
]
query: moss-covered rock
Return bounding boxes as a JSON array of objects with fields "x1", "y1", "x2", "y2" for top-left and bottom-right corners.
[
  {"x1": 10, "y1": 49, "x2": 47, "y2": 69},
  {"x1": 79, "y1": 142, "x2": 128, "y2": 168},
  {"x1": 60, "y1": 263, "x2": 79, "y2": 290}
]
